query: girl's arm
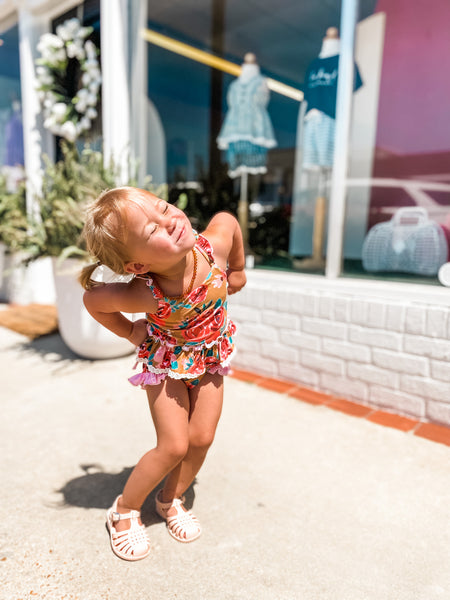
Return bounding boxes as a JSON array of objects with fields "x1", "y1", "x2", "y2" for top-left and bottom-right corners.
[
  {"x1": 203, "y1": 212, "x2": 247, "y2": 294},
  {"x1": 83, "y1": 279, "x2": 154, "y2": 345}
]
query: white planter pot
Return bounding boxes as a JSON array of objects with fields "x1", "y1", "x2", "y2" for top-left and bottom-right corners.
[
  {"x1": 1, "y1": 253, "x2": 56, "y2": 305},
  {"x1": 52, "y1": 258, "x2": 138, "y2": 359},
  {"x1": 0, "y1": 243, "x2": 5, "y2": 300}
]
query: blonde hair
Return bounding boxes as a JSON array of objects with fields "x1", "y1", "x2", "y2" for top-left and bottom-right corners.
[{"x1": 79, "y1": 186, "x2": 157, "y2": 289}]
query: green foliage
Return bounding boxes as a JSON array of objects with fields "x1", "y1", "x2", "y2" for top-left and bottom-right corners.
[
  {"x1": 0, "y1": 175, "x2": 30, "y2": 252},
  {"x1": 31, "y1": 143, "x2": 117, "y2": 259},
  {"x1": 27, "y1": 142, "x2": 162, "y2": 261}
]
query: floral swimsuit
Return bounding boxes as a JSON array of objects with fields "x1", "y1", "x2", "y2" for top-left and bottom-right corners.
[{"x1": 129, "y1": 233, "x2": 236, "y2": 389}]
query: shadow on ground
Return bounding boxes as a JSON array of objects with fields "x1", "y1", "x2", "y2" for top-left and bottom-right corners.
[
  {"x1": 18, "y1": 333, "x2": 88, "y2": 362},
  {"x1": 55, "y1": 464, "x2": 197, "y2": 526}
]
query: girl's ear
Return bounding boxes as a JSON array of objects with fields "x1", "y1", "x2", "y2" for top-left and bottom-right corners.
[{"x1": 125, "y1": 261, "x2": 149, "y2": 274}]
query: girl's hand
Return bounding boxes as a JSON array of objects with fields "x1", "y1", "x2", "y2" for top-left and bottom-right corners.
[
  {"x1": 128, "y1": 318, "x2": 149, "y2": 346},
  {"x1": 227, "y1": 268, "x2": 247, "y2": 295}
]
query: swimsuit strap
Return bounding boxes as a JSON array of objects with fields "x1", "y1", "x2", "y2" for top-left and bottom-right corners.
[{"x1": 196, "y1": 233, "x2": 215, "y2": 266}]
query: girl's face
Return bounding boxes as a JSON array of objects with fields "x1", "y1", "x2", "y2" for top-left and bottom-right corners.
[{"x1": 123, "y1": 195, "x2": 195, "y2": 275}]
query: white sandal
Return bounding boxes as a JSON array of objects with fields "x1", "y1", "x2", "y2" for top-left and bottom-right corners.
[
  {"x1": 155, "y1": 490, "x2": 201, "y2": 543},
  {"x1": 106, "y1": 496, "x2": 151, "y2": 561}
]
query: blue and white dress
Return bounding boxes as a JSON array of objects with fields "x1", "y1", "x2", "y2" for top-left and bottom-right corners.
[{"x1": 217, "y1": 73, "x2": 277, "y2": 178}]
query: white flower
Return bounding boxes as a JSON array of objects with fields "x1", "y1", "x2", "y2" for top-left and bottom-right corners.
[
  {"x1": 84, "y1": 40, "x2": 97, "y2": 60},
  {"x1": 78, "y1": 27, "x2": 92, "y2": 40},
  {"x1": 66, "y1": 42, "x2": 77, "y2": 59},
  {"x1": 75, "y1": 99, "x2": 87, "y2": 113},
  {"x1": 37, "y1": 33, "x2": 64, "y2": 52},
  {"x1": 80, "y1": 116, "x2": 91, "y2": 130},
  {"x1": 60, "y1": 120, "x2": 77, "y2": 142},
  {"x1": 57, "y1": 18, "x2": 81, "y2": 42},
  {"x1": 43, "y1": 97, "x2": 56, "y2": 109},
  {"x1": 86, "y1": 107, "x2": 97, "y2": 120},
  {"x1": 51, "y1": 102, "x2": 68, "y2": 120},
  {"x1": 78, "y1": 88, "x2": 90, "y2": 99},
  {"x1": 36, "y1": 17, "x2": 101, "y2": 140},
  {"x1": 89, "y1": 81, "x2": 100, "y2": 94},
  {"x1": 86, "y1": 93, "x2": 97, "y2": 107},
  {"x1": 37, "y1": 72, "x2": 53, "y2": 86},
  {"x1": 84, "y1": 60, "x2": 98, "y2": 73},
  {"x1": 44, "y1": 116, "x2": 57, "y2": 130}
]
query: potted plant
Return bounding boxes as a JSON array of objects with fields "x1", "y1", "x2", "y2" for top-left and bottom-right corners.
[
  {"x1": 0, "y1": 174, "x2": 54, "y2": 304},
  {"x1": 24, "y1": 142, "x2": 153, "y2": 359}
]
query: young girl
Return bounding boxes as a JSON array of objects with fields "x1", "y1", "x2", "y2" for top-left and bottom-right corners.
[{"x1": 79, "y1": 186, "x2": 246, "y2": 561}]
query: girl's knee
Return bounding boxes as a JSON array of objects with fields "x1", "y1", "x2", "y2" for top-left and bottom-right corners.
[
  {"x1": 159, "y1": 438, "x2": 189, "y2": 465},
  {"x1": 189, "y1": 429, "x2": 216, "y2": 451}
]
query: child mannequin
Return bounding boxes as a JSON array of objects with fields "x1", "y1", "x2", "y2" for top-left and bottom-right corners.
[{"x1": 79, "y1": 187, "x2": 246, "y2": 561}]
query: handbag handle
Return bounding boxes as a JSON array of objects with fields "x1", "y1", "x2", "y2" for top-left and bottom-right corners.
[{"x1": 392, "y1": 207, "x2": 429, "y2": 226}]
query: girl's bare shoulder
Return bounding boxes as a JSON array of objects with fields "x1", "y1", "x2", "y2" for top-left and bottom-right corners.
[
  {"x1": 202, "y1": 212, "x2": 238, "y2": 262},
  {"x1": 84, "y1": 276, "x2": 157, "y2": 314}
]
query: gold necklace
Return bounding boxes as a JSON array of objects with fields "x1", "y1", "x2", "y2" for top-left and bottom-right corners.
[
  {"x1": 151, "y1": 247, "x2": 198, "y2": 298},
  {"x1": 184, "y1": 248, "x2": 198, "y2": 296}
]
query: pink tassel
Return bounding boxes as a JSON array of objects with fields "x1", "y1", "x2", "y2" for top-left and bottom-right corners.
[
  {"x1": 153, "y1": 345, "x2": 166, "y2": 364},
  {"x1": 128, "y1": 371, "x2": 166, "y2": 387}
]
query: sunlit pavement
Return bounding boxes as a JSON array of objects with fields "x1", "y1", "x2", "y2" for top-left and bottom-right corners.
[{"x1": 1, "y1": 326, "x2": 450, "y2": 600}]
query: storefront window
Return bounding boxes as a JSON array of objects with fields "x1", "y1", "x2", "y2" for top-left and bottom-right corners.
[
  {"x1": 144, "y1": 1, "x2": 346, "y2": 260},
  {"x1": 0, "y1": 23, "x2": 24, "y2": 192},
  {"x1": 143, "y1": 1, "x2": 446, "y2": 284},
  {"x1": 343, "y1": 0, "x2": 450, "y2": 284}
]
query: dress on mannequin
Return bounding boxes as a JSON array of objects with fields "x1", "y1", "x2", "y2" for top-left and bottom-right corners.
[
  {"x1": 217, "y1": 53, "x2": 276, "y2": 178},
  {"x1": 289, "y1": 28, "x2": 363, "y2": 267},
  {"x1": 302, "y1": 28, "x2": 362, "y2": 170}
]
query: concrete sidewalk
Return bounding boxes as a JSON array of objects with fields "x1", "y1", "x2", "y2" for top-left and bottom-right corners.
[{"x1": 1, "y1": 325, "x2": 450, "y2": 600}]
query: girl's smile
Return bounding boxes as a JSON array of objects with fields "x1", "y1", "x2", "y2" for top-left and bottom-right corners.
[{"x1": 124, "y1": 196, "x2": 196, "y2": 276}]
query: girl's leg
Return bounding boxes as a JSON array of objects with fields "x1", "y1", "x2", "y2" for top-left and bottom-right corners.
[
  {"x1": 114, "y1": 377, "x2": 190, "y2": 531},
  {"x1": 161, "y1": 372, "x2": 224, "y2": 503}
]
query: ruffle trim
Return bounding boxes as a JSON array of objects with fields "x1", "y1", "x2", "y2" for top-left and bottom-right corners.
[
  {"x1": 146, "y1": 318, "x2": 235, "y2": 352},
  {"x1": 228, "y1": 165, "x2": 268, "y2": 178},
  {"x1": 217, "y1": 135, "x2": 277, "y2": 150},
  {"x1": 128, "y1": 349, "x2": 235, "y2": 388}
]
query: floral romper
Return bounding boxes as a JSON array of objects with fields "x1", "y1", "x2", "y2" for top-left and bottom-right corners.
[{"x1": 129, "y1": 234, "x2": 236, "y2": 389}]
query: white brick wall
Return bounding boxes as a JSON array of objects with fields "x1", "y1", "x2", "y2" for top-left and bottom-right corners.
[{"x1": 228, "y1": 271, "x2": 450, "y2": 427}]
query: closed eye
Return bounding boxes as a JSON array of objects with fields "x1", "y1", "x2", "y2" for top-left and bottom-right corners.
[{"x1": 157, "y1": 200, "x2": 169, "y2": 214}]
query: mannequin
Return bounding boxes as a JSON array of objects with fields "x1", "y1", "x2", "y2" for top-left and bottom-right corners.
[
  {"x1": 217, "y1": 53, "x2": 276, "y2": 178},
  {"x1": 239, "y1": 52, "x2": 261, "y2": 83},
  {"x1": 319, "y1": 26, "x2": 341, "y2": 58},
  {"x1": 217, "y1": 53, "x2": 277, "y2": 256},
  {"x1": 290, "y1": 28, "x2": 362, "y2": 269}
]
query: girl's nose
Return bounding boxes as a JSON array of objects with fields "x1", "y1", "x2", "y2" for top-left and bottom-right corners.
[{"x1": 165, "y1": 215, "x2": 176, "y2": 234}]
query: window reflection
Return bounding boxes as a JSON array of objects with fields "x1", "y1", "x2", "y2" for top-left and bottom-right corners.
[
  {"x1": 345, "y1": 0, "x2": 450, "y2": 282},
  {"x1": 0, "y1": 24, "x2": 24, "y2": 192},
  {"x1": 142, "y1": 1, "x2": 447, "y2": 284}
]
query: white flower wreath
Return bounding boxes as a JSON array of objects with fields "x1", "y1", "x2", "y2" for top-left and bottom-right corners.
[{"x1": 35, "y1": 17, "x2": 102, "y2": 143}]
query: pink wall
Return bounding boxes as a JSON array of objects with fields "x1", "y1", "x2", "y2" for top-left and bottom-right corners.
[{"x1": 375, "y1": 0, "x2": 450, "y2": 155}]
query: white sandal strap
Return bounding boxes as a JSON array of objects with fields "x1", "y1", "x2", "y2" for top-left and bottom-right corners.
[{"x1": 111, "y1": 509, "x2": 141, "y2": 522}]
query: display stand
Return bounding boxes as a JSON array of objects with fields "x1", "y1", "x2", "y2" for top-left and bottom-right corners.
[
  {"x1": 238, "y1": 171, "x2": 249, "y2": 248},
  {"x1": 237, "y1": 171, "x2": 256, "y2": 267},
  {"x1": 295, "y1": 167, "x2": 330, "y2": 270}
]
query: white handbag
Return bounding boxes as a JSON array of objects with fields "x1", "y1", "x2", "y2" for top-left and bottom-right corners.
[{"x1": 362, "y1": 207, "x2": 448, "y2": 276}]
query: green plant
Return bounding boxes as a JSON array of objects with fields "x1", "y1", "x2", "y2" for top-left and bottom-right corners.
[
  {"x1": 27, "y1": 142, "x2": 166, "y2": 261},
  {"x1": 0, "y1": 175, "x2": 31, "y2": 252}
]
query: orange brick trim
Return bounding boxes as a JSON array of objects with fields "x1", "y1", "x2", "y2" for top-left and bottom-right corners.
[
  {"x1": 414, "y1": 423, "x2": 450, "y2": 446},
  {"x1": 229, "y1": 368, "x2": 450, "y2": 447}
]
